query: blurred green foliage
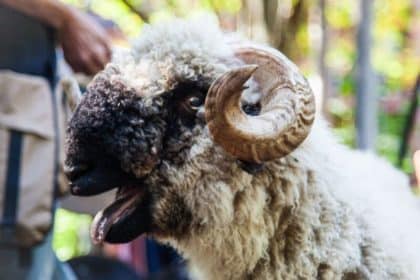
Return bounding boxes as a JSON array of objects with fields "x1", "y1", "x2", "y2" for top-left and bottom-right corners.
[
  {"x1": 62, "y1": 0, "x2": 242, "y2": 37},
  {"x1": 325, "y1": 0, "x2": 418, "y2": 173},
  {"x1": 64, "y1": 0, "x2": 143, "y2": 36},
  {"x1": 53, "y1": 208, "x2": 92, "y2": 260},
  {"x1": 200, "y1": 0, "x2": 241, "y2": 13}
]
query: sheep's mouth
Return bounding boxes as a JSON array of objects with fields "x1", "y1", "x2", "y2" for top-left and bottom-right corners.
[
  {"x1": 66, "y1": 159, "x2": 153, "y2": 244},
  {"x1": 90, "y1": 185, "x2": 151, "y2": 244}
]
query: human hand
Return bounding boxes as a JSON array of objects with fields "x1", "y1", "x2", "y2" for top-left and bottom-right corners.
[{"x1": 58, "y1": 8, "x2": 111, "y2": 75}]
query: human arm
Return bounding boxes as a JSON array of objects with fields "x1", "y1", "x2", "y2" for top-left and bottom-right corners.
[{"x1": 0, "y1": 0, "x2": 111, "y2": 75}]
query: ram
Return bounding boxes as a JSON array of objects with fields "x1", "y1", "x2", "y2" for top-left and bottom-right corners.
[{"x1": 64, "y1": 19, "x2": 420, "y2": 279}]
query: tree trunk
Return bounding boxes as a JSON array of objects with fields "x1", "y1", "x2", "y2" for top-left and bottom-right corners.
[
  {"x1": 356, "y1": 0, "x2": 377, "y2": 151},
  {"x1": 320, "y1": 0, "x2": 331, "y2": 116}
]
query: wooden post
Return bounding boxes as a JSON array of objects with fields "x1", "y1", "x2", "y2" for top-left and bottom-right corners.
[
  {"x1": 320, "y1": 0, "x2": 331, "y2": 116},
  {"x1": 356, "y1": 0, "x2": 377, "y2": 151}
]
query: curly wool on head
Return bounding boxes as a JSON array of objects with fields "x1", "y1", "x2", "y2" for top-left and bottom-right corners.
[
  {"x1": 65, "y1": 18, "x2": 420, "y2": 280},
  {"x1": 113, "y1": 17, "x2": 236, "y2": 97}
]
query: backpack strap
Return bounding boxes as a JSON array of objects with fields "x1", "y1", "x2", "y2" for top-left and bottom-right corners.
[
  {"x1": 0, "y1": 130, "x2": 23, "y2": 245},
  {"x1": 2, "y1": 130, "x2": 23, "y2": 227}
]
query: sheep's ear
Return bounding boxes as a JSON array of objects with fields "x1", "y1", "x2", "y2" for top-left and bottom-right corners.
[{"x1": 61, "y1": 77, "x2": 82, "y2": 112}]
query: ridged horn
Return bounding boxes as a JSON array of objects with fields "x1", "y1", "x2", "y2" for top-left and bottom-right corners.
[{"x1": 205, "y1": 44, "x2": 315, "y2": 163}]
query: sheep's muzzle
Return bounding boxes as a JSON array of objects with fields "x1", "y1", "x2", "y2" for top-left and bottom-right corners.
[{"x1": 64, "y1": 72, "x2": 167, "y2": 243}]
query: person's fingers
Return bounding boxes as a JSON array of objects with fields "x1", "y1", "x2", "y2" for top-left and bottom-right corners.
[
  {"x1": 101, "y1": 38, "x2": 112, "y2": 61},
  {"x1": 93, "y1": 44, "x2": 110, "y2": 69},
  {"x1": 68, "y1": 47, "x2": 105, "y2": 75},
  {"x1": 59, "y1": 17, "x2": 112, "y2": 75},
  {"x1": 85, "y1": 49, "x2": 108, "y2": 75},
  {"x1": 80, "y1": 52, "x2": 101, "y2": 75},
  {"x1": 71, "y1": 63, "x2": 84, "y2": 74},
  {"x1": 104, "y1": 44, "x2": 112, "y2": 61},
  {"x1": 63, "y1": 49, "x2": 84, "y2": 74}
]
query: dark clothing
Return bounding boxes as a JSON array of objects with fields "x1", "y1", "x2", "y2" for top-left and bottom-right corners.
[
  {"x1": 146, "y1": 240, "x2": 189, "y2": 279},
  {"x1": 0, "y1": 4, "x2": 56, "y2": 86}
]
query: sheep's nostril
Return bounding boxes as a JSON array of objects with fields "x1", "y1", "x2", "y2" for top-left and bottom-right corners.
[{"x1": 64, "y1": 164, "x2": 91, "y2": 181}]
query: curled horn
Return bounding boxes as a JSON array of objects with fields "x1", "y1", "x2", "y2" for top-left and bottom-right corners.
[{"x1": 205, "y1": 44, "x2": 316, "y2": 163}]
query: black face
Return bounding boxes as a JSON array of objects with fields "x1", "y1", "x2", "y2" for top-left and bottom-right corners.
[{"x1": 65, "y1": 75, "x2": 209, "y2": 243}]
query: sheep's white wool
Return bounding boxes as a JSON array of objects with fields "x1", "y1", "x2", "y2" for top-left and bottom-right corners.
[
  {"x1": 298, "y1": 119, "x2": 420, "y2": 277},
  {"x1": 109, "y1": 18, "x2": 420, "y2": 279},
  {"x1": 114, "y1": 17, "x2": 236, "y2": 97}
]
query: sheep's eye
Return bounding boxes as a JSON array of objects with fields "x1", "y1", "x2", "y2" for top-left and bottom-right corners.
[
  {"x1": 172, "y1": 84, "x2": 206, "y2": 118},
  {"x1": 188, "y1": 96, "x2": 203, "y2": 109}
]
